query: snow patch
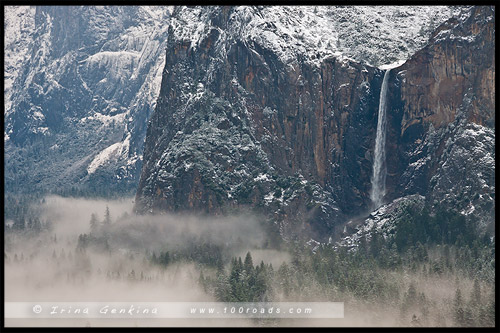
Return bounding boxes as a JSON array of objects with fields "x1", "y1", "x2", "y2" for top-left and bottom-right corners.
[
  {"x1": 80, "y1": 112, "x2": 127, "y2": 126},
  {"x1": 254, "y1": 173, "x2": 270, "y2": 182},
  {"x1": 4, "y1": 6, "x2": 36, "y2": 115},
  {"x1": 87, "y1": 140, "x2": 128, "y2": 175},
  {"x1": 379, "y1": 59, "x2": 407, "y2": 70}
]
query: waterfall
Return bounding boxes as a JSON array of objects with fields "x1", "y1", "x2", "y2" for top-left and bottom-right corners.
[{"x1": 370, "y1": 69, "x2": 391, "y2": 210}]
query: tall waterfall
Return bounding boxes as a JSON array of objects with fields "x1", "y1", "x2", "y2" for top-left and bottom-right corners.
[{"x1": 370, "y1": 69, "x2": 391, "y2": 210}]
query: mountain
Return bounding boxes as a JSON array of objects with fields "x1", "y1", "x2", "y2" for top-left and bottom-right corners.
[
  {"x1": 4, "y1": 5, "x2": 458, "y2": 197},
  {"x1": 134, "y1": 5, "x2": 494, "y2": 242},
  {"x1": 4, "y1": 6, "x2": 494, "y2": 243},
  {"x1": 388, "y1": 5, "x2": 495, "y2": 231},
  {"x1": 4, "y1": 6, "x2": 172, "y2": 196}
]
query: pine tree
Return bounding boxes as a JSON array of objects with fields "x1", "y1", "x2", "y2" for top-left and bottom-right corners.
[
  {"x1": 401, "y1": 282, "x2": 418, "y2": 323},
  {"x1": 229, "y1": 257, "x2": 244, "y2": 301},
  {"x1": 389, "y1": 243, "x2": 401, "y2": 268},
  {"x1": 419, "y1": 292, "x2": 429, "y2": 326},
  {"x1": 471, "y1": 279, "x2": 481, "y2": 306},
  {"x1": 359, "y1": 235, "x2": 368, "y2": 256},
  {"x1": 253, "y1": 264, "x2": 268, "y2": 302},
  {"x1": 278, "y1": 262, "x2": 292, "y2": 297},
  {"x1": 484, "y1": 290, "x2": 495, "y2": 327},
  {"x1": 14, "y1": 216, "x2": 25, "y2": 230},
  {"x1": 370, "y1": 227, "x2": 381, "y2": 258},
  {"x1": 198, "y1": 270, "x2": 206, "y2": 291},
  {"x1": 407, "y1": 283, "x2": 417, "y2": 304},
  {"x1": 244, "y1": 251, "x2": 254, "y2": 273},
  {"x1": 103, "y1": 206, "x2": 111, "y2": 225},
  {"x1": 215, "y1": 266, "x2": 231, "y2": 301},
  {"x1": 415, "y1": 242, "x2": 428, "y2": 262},
  {"x1": 158, "y1": 251, "x2": 170, "y2": 266},
  {"x1": 89, "y1": 213, "x2": 98, "y2": 233},
  {"x1": 453, "y1": 288, "x2": 465, "y2": 327},
  {"x1": 463, "y1": 306, "x2": 474, "y2": 327}
]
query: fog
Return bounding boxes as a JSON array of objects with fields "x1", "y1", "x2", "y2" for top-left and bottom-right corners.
[
  {"x1": 4, "y1": 196, "x2": 276, "y2": 327},
  {"x1": 4, "y1": 196, "x2": 493, "y2": 327},
  {"x1": 30, "y1": 196, "x2": 267, "y2": 249}
]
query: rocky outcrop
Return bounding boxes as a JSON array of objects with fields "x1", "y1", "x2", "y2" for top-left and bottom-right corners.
[
  {"x1": 385, "y1": 6, "x2": 495, "y2": 228},
  {"x1": 398, "y1": 6, "x2": 494, "y2": 133}
]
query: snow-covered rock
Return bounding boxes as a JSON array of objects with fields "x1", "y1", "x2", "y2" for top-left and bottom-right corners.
[{"x1": 4, "y1": 6, "x2": 172, "y2": 195}]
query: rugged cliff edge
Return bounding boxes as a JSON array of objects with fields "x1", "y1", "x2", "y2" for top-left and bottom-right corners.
[
  {"x1": 135, "y1": 6, "x2": 495, "y2": 241},
  {"x1": 388, "y1": 6, "x2": 495, "y2": 230}
]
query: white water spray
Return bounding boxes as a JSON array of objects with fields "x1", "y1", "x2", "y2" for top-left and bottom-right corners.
[{"x1": 370, "y1": 69, "x2": 391, "y2": 210}]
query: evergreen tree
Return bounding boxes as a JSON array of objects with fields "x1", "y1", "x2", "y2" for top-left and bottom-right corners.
[
  {"x1": 89, "y1": 213, "x2": 98, "y2": 233},
  {"x1": 485, "y1": 291, "x2": 495, "y2": 327},
  {"x1": 215, "y1": 266, "x2": 231, "y2": 301},
  {"x1": 370, "y1": 227, "x2": 381, "y2": 258},
  {"x1": 253, "y1": 261, "x2": 268, "y2": 301},
  {"x1": 418, "y1": 292, "x2": 429, "y2": 325},
  {"x1": 244, "y1": 252, "x2": 254, "y2": 274},
  {"x1": 157, "y1": 251, "x2": 170, "y2": 266},
  {"x1": 453, "y1": 288, "x2": 465, "y2": 327},
  {"x1": 359, "y1": 235, "x2": 368, "y2": 256},
  {"x1": 198, "y1": 270, "x2": 206, "y2": 291},
  {"x1": 470, "y1": 279, "x2": 481, "y2": 307},
  {"x1": 277, "y1": 262, "x2": 292, "y2": 297},
  {"x1": 407, "y1": 283, "x2": 417, "y2": 304},
  {"x1": 463, "y1": 306, "x2": 474, "y2": 327},
  {"x1": 388, "y1": 243, "x2": 401, "y2": 268},
  {"x1": 401, "y1": 282, "x2": 418, "y2": 323},
  {"x1": 229, "y1": 257, "x2": 246, "y2": 301},
  {"x1": 103, "y1": 206, "x2": 111, "y2": 225}
]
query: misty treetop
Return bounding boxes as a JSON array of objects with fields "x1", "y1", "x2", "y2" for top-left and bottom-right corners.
[{"x1": 4, "y1": 197, "x2": 495, "y2": 327}]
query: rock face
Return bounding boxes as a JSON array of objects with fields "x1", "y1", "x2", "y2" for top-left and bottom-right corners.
[
  {"x1": 135, "y1": 6, "x2": 494, "y2": 240},
  {"x1": 7, "y1": 6, "x2": 492, "y2": 240},
  {"x1": 4, "y1": 6, "x2": 172, "y2": 195},
  {"x1": 386, "y1": 6, "x2": 495, "y2": 229},
  {"x1": 399, "y1": 6, "x2": 495, "y2": 132},
  {"x1": 4, "y1": 5, "x2": 458, "y2": 199},
  {"x1": 338, "y1": 194, "x2": 426, "y2": 249}
]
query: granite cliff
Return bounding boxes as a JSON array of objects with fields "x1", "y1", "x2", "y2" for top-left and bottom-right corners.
[{"x1": 125, "y1": 6, "x2": 491, "y2": 241}]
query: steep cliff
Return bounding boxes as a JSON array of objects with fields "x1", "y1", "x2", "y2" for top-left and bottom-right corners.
[
  {"x1": 4, "y1": 6, "x2": 172, "y2": 195},
  {"x1": 387, "y1": 6, "x2": 495, "y2": 228},
  {"x1": 135, "y1": 6, "x2": 494, "y2": 241}
]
